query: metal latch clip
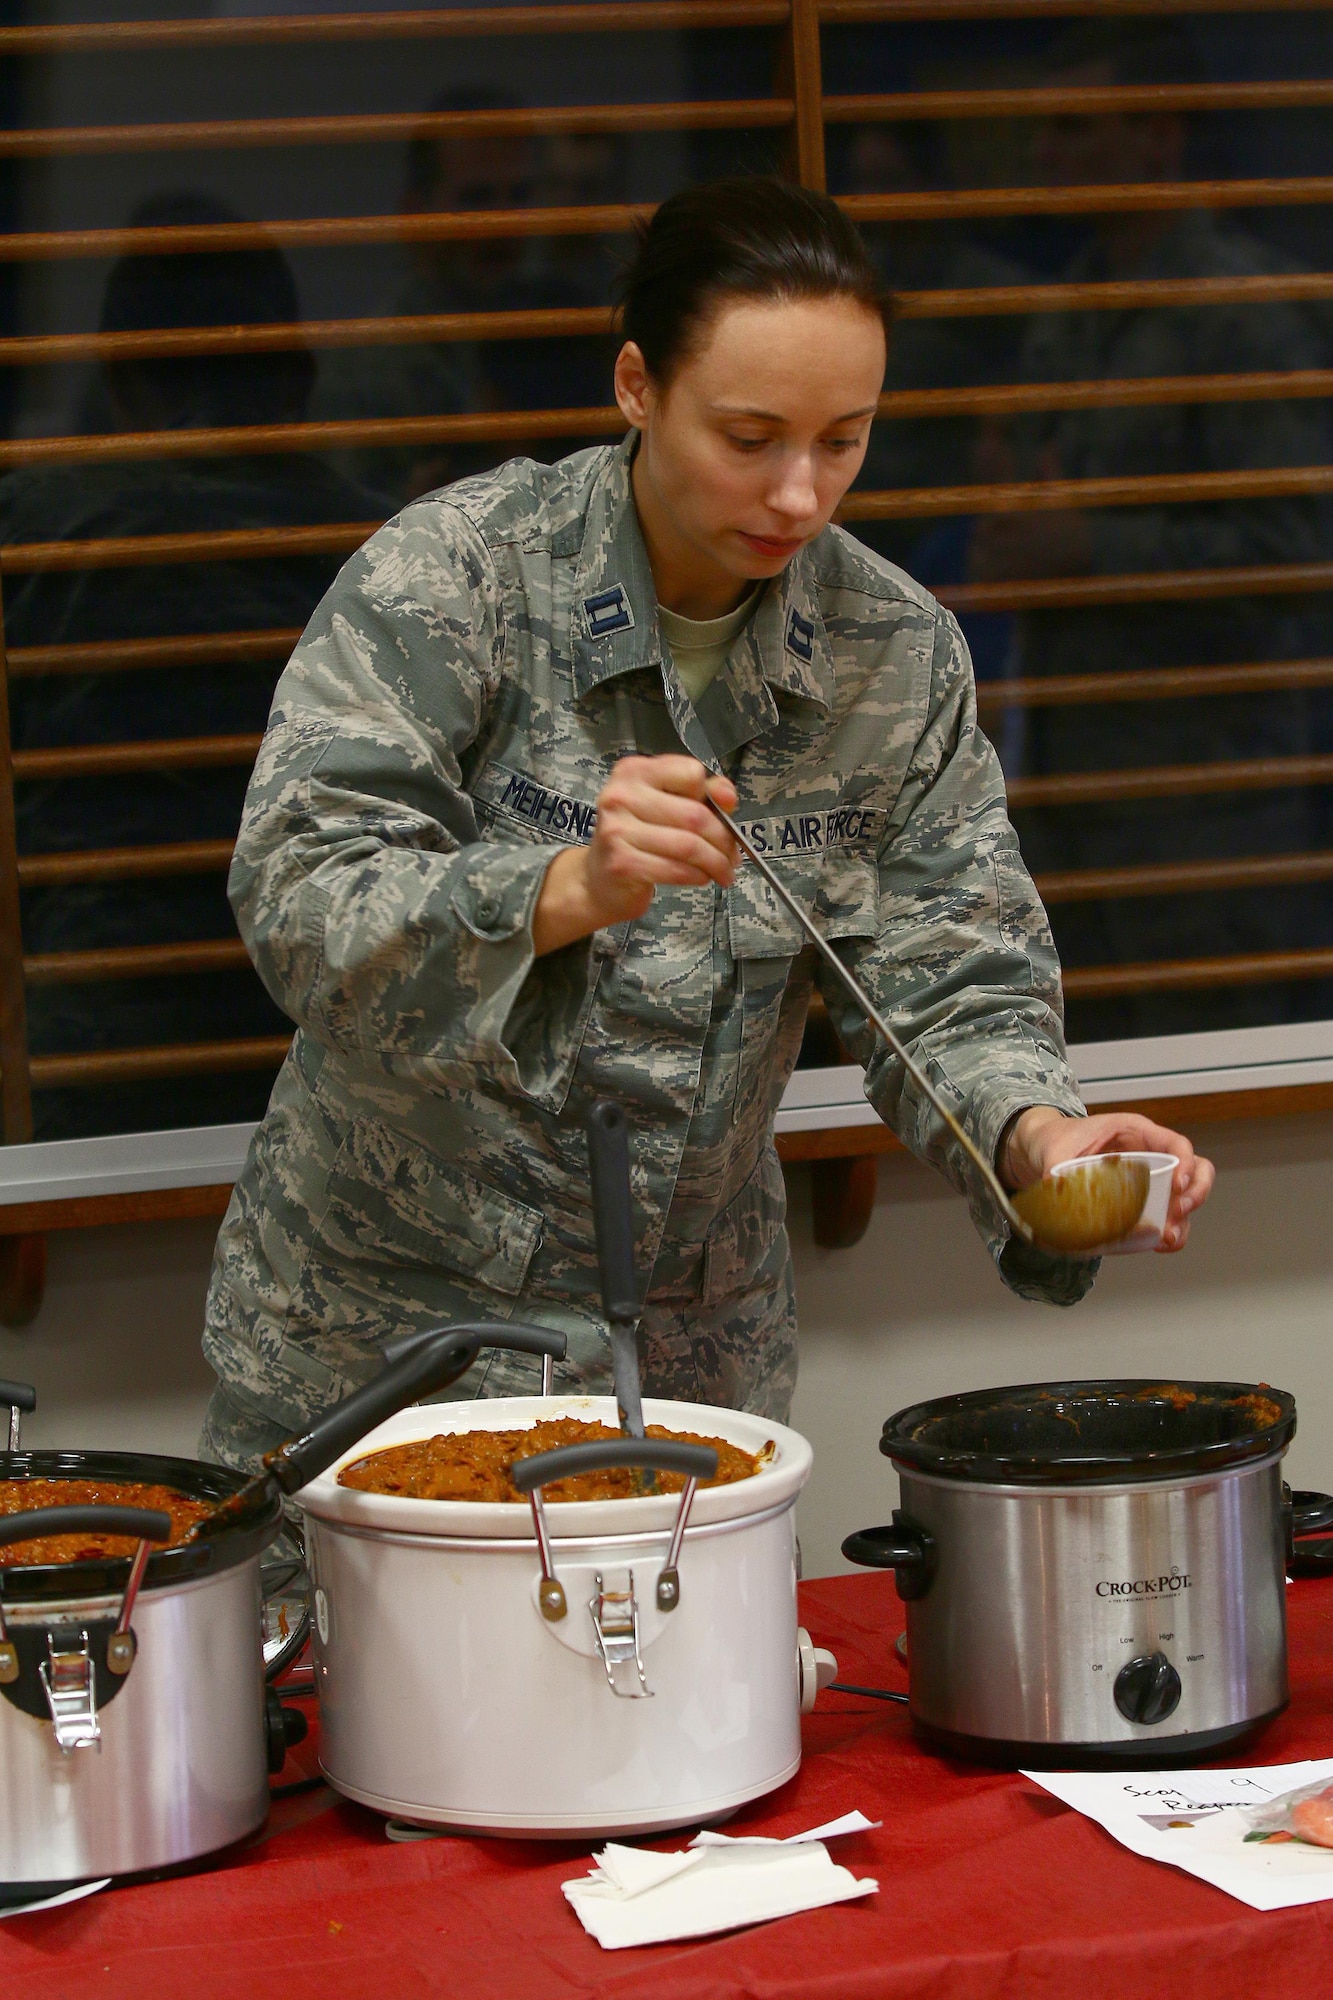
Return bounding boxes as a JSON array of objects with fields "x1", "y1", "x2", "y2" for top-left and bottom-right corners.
[
  {"x1": 588, "y1": 1571, "x2": 652, "y2": 1699},
  {"x1": 40, "y1": 1632, "x2": 101, "y2": 1752}
]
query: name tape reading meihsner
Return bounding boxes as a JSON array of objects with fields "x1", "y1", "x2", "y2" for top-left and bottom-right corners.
[{"x1": 474, "y1": 765, "x2": 884, "y2": 855}]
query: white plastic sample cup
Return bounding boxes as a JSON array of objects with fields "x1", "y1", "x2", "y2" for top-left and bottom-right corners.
[{"x1": 1049, "y1": 1150, "x2": 1180, "y2": 1255}]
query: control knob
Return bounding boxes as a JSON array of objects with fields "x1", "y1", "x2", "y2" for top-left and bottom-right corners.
[{"x1": 1113, "y1": 1651, "x2": 1182, "y2": 1725}]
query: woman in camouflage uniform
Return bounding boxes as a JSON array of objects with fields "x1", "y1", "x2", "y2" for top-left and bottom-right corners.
[{"x1": 200, "y1": 178, "x2": 1212, "y2": 1471}]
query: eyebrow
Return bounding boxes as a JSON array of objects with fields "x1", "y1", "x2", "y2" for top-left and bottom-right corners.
[{"x1": 710, "y1": 402, "x2": 879, "y2": 424}]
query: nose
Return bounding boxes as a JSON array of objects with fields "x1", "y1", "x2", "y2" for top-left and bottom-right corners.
[{"x1": 767, "y1": 450, "x2": 820, "y2": 526}]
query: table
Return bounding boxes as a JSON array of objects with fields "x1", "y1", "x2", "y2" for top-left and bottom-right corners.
[{"x1": 4, "y1": 1573, "x2": 1333, "y2": 1999}]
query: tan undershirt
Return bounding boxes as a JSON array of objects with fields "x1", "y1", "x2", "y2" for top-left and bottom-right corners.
[{"x1": 658, "y1": 589, "x2": 760, "y2": 706}]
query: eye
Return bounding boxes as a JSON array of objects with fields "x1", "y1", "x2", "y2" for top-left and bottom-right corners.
[
  {"x1": 824, "y1": 434, "x2": 864, "y2": 454},
  {"x1": 726, "y1": 434, "x2": 769, "y2": 453}
]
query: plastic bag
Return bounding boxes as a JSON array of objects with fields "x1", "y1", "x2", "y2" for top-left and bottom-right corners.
[{"x1": 1241, "y1": 1777, "x2": 1333, "y2": 1849}]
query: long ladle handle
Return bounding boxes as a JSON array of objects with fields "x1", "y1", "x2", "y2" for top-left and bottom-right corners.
[
  {"x1": 586, "y1": 1099, "x2": 647, "y2": 1439},
  {"x1": 266, "y1": 1327, "x2": 487, "y2": 1494},
  {"x1": 707, "y1": 797, "x2": 1034, "y2": 1246}
]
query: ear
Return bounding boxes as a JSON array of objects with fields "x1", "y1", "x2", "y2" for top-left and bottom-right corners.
[{"x1": 613, "y1": 340, "x2": 654, "y2": 430}]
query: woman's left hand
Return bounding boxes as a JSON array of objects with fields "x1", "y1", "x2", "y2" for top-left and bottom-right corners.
[{"x1": 1002, "y1": 1107, "x2": 1215, "y2": 1253}]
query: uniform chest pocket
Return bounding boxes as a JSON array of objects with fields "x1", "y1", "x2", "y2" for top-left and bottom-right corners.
[
  {"x1": 317, "y1": 1115, "x2": 543, "y2": 1296},
  {"x1": 727, "y1": 846, "x2": 880, "y2": 960}
]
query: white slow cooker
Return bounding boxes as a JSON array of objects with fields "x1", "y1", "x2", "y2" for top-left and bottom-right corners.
[{"x1": 299, "y1": 1393, "x2": 820, "y2": 1837}]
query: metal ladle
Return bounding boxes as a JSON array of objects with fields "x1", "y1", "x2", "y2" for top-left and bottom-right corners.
[
  {"x1": 584, "y1": 1098, "x2": 659, "y2": 1494},
  {"x1": 705, "y1": 798, "x2": 1149, "y2": 1259}
]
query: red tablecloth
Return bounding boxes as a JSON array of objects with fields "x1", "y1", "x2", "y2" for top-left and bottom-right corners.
[{"x1": 5, "y1": 1575, "x2": 1333, "y2": 1998}]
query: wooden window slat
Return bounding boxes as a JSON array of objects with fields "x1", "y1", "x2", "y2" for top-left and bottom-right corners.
[
  {"x1": 897, "y1": 273, "x2": 1333, "y2": 320},
  {"x1": 12, "y1": 736, "x2": 262, "y2": 782},
  {"x1": 941, "y1": 562, "x2": 1333, "y2": 614},
  {"x1": 0, "y1": 99, "x2": 794, "y2": 162},
  {"x1": 843, "y1": 464, "x2": 1333, "y2": 520},
  {"x1": 827, "y1": 81, "x2": 1333, "y2": 120},
  {"x1": 0, "y1": 2, "x2": 791, "y2": 57},
  {"x1": 823, "y1": 0, "x2": 1333, "y2": 21},
  {"x1": 0, "y1": 309, "x2": 615, "y2": 370},
  {"x1": 17, "y1": 839, "x2": 234, "y2": 887},
  {"x1": 28, "y1": 1036, "x2": 294, "y2": 1089},
  {"x1": 977, "y1": 660, "x2": 1333, "y2": 710},
  {"x1": 7, "y1": 632, "x2": 302, "y2": 679},
  {"x1": 0, "y1": 409, "x2": 624, "y2": 471},
  {"x1": 845, "y1": 179, "x2": 1333, "y2": 227},
  {"x1": 0, "y1": 205, "x2": 654, "y2": 266},
  {"x1": 1062, "y1": 948, "x2": 1333, "y2": 1000},
  {"x1": 0, "y1": 523, "x2": 377, "y2": 575},
  {"x1": 23, "y1": 939, "x2": 251, "y2": 986},
  {"x1": 1007, "y1": 754, "x2": 1333, "y2": 811},
  {"x1": 1035, "y1": 853, "x2": 1333, "y2": 904},
  {"x1": 882, "y1": 371, "x2": 1333, "y2": 421}
]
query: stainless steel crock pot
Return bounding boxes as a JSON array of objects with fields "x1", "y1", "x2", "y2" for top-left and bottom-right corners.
[
  {"x1": 298, "y1": 1392, "x2": 824, "y2": 1837},
  {"x1": 843, "y1": 1378, "x2": 1298, "y2": 1766},
  {"x1": 0, "y1": 1431, "x2": 284, "y2": 1885}
]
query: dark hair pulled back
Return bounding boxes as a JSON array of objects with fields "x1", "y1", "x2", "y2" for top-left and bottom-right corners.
[{"x1": 618, "y1": 175, "x2": 890, "y2": 384}]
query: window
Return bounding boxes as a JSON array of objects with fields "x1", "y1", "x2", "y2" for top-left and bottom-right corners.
[{"x1": 0, "y1": 0, "x2": 1330, "y2": 1151}]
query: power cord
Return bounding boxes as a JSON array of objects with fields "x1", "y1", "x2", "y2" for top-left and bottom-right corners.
[{"x1": 827, "y1": 1682, "x2": 910, "y2": 1704}]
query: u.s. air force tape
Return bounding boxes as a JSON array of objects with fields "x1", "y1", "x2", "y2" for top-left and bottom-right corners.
[
  {"x1": 733, "y1": 807, "x2": 883, "y2": 855},
  {"x1": 472, "y1": 764, "x2": 882, "y2": 855}
]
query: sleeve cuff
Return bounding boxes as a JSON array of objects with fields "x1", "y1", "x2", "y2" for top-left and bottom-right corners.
[
  {"x1": 892, "y1": 1069, "x2": 1099, "y2": 1309},
  {"x1": 973, "y1": 1088, "x2": 1102, "y2": 1308},
  {"x1": 449, "y1": 841, "x2": 551, "y2": 943}
]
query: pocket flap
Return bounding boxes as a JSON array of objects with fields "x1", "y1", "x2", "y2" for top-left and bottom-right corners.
[
  {"x1": 323, "y1": 1117, "x2": 543, "y2": 1297},
  {"x1": 728, "y1": 852, "x2": 879, "y2": 959}
]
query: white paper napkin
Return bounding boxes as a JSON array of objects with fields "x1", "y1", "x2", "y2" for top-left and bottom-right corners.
[
  {"x1": 0, "y1": 1879, "x2": 109, "y2": 1919},
  {"x1": 562, "y1": 1812, "x2": 879, "y2": 1949},
  {"x1": 1026, "y1": 1760, "x2": 1333, "y2": 1911}
]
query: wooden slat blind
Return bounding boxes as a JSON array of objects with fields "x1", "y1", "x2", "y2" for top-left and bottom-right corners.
[{"x1": 1, "y1": 0, "x2": 1332, "y2": 1153}]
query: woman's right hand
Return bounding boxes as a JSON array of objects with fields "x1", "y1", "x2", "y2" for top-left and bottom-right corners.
[{"x1": 532, "y1": 755, "x2": 738, "y2": 957}]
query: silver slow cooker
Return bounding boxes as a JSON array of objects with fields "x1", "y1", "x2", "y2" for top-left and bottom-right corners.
[{"x1": 844, "y1": 1378, "x2": 1298, "y2": 1765}]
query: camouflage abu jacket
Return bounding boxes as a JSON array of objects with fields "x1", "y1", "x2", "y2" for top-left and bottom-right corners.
[{"x1": 201, "y1": 438, "x2": 1092, "y2": 1460}]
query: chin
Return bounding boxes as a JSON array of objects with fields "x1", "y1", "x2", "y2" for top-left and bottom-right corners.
[{"x1": 734, "y1": 545, "x2": 803, "y2": 576}]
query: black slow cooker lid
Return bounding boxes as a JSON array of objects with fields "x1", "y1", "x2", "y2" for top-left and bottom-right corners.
[
  {"x1": 881, "y1": 1378, "x2": 1296, "y2": 1486},
  {"x1": 0, "y1": 1449, "x2": 282, "y2": 1603}
]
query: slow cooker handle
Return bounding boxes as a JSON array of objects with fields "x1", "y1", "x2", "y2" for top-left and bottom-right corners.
[
  {"x1": 1289, "y1": 1489, "x2": 1333, "y2": 1537},
  {"x1": 509, "y1": 1439, "x2": 718, "y2": 1491},
  {"x1": 0, "y1": 1505, "x2": 172, "y2": 1548},
  {"x1": 266, "y1": 1328, "x2": 491, "y2": 1495},
  {"x1": 841, "y1": 1512, "x2": 938, "y2": 1601},
  {"x1": 0, "y1": 1506, "x2": 172, "y2": 1710},
  {"x1": 512, "y1": 1440, "x2": 719, "y2": 1624}
]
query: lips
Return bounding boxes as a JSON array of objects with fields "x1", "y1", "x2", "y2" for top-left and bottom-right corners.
[{"x1": 739, "y1": 532, "x2": 806, "y2": 560}]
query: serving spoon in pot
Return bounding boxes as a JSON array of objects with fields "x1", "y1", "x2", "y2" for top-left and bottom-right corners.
[
  {"x1": 585, "y1": 1098, "x2": 661, "y2": 1494},
  {"x1": 705, "y1": 797, "x2": 1148, "y2": 1259}
]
